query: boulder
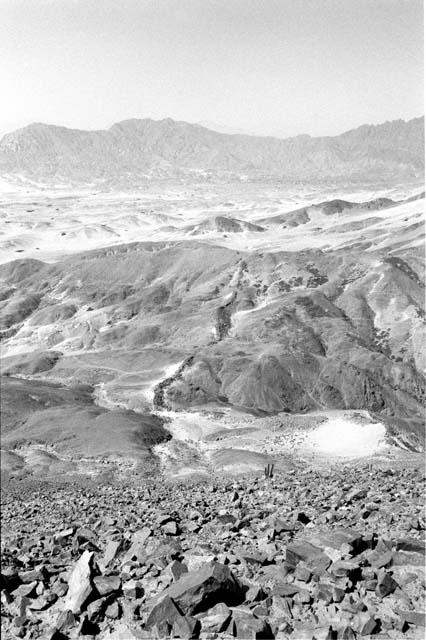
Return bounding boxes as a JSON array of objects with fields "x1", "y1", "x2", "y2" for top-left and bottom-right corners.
[
  {"x1": 145, "y1": 561, "x2": 245, "y2": 616},
  {"x1": 286, "y1": 541, "x2": 331, "y2": 575},
  {"x1": 145, "y1": 595, "x2": 183, "y2": 630},
  {"x1": 306, "y1": 527, "x2": 365, "y2": 555},
  {"x1": 63, "y1": 550, "x2": 95, "y2": 614}
]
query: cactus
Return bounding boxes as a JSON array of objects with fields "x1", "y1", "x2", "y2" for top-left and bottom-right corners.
[{"x1": 264, "y1": 463, "x2": 274, "y2": 479}]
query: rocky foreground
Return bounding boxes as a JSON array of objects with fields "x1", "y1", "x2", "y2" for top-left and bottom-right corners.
[{"x1": 1, "y1": 464, "x2": 425, "y2": 639}]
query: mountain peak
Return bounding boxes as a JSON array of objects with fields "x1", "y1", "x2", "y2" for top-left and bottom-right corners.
[{"x1": 0, "y1": 116, "x2": 423, "y2": 183}]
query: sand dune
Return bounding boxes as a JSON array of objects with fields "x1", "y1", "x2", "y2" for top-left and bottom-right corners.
[{"x1": 0, "y1": 181, "x2": 423, "y2": 264}]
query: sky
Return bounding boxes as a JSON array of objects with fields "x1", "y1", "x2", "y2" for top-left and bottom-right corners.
[{"x1": 0, "y1": 0, "x2": 423, "y2": 138}]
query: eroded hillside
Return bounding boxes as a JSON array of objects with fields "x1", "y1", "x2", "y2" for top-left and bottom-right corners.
[{"x1": 1, "y1": 191, "x2": 424, "y2": 462}]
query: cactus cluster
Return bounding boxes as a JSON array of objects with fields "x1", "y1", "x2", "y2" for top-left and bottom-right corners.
[{"x1": 264, "y1": 463, "x2": 274, "y2": 479}]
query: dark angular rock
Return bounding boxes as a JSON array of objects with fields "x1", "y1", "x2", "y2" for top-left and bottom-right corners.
[
  {"x1": 169, "y1": 559, "x2": 189, "y2": 581},
  {"x1": 93, "y1": 574, "x2": 121, "y2": 596},
  {"x1": 296, "y1": 512, "x2": 311, "y2": 525},
  {"x1": 75, "y1": 527, "x2": 98, "y2": 545},
  {"x1": 397, "y1": 610, "x2": 426, "y2": 627},
  {"x1": 344, "y1": 487, "x2": 368, "y2": 503},
  {"x1": 145, "y1": 595, "x2": 183, "y2": 630},
  {"x1": 145, "y1": 561, "x2": 245, "y2": 616},
  {"x1": 375, "y1": 572, "x2": 398, "y2": 597},
  {"x1": 337, "y1": 626, "x2": 356, "y2": 639},
  {"x1": 274, "y1": 518, "x2": 301, "y2": 535},
  {"x1": 54, "y1": 528, "x2": 74, "y2": 544},
  {"x1": 234, "y1": 611, "x2": 273, "y2": 639},
  {"x1": 246, "y1": 584, "x2": 267, "y2": 602},
  {"x1": 367, "y1": 550, "x2": 393, "y2": 569},
  {"x1": 295, "y1": 565, "x2": 312, "y2": 582},
  {"x1": 286, "y1": 541, "x2": 331, "y2": 575},
  {"x1": 394, "y1": 538, "x2": 425, "y2": 554},
  {"x1": 100, "y1": 539, "x2": 123, "y2": 569},
  {"x1": 314, "y1": 583, "x2": 334, "y2": 604},
  {"x1": 13, "y1": 615, "x2": 27, "y2": 629},
  {"x1": 217, "y1": 513, "x2": 237, "y2": 525},
  {"x1": 332, "y1": 586, "x2": 345, "y2": 603},
  {"x1": 76, "y1": 613, "x2": 100, "y2": 636},
  {"x1": 328, "y1": 560, "x2": 361, "y2": 583},
  {"x1": 352, "y1": 613, "x2": 379, "y2": 636},
  {"x1": 0, "y1": 567, "x2": 21, "y2": 592},
  {"x1": 87, "y1": 596, "x2": 108, "y2": 623},
  {"x1": 272, "y1": 583, "x2": 302, "y2": 597},
  {"x1": 54, "y1": 609, "x2": 77, "y2": 634},
  {"x1": 172, "y1": 614, "x2": 201, "y2": 639},
  {"x1": 238, "y1": 551, "x2": 267, "y2": 567}
]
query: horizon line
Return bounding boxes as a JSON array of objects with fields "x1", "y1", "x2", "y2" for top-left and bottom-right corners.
[{"x1": 1, "y1": 113, "x2": 424, "y2": 144}]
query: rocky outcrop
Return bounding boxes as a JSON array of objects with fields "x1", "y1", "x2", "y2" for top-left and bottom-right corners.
[{"x1": 1, "y1": 465, "x2": 425, "y2": 638}]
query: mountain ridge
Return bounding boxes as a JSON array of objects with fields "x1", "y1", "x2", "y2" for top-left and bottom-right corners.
[
  {"x1": 2, "y1": 114, "x2": 423, "y2": 140},
  {"x1": 0, "y1": 116, "x2": 424, "y2": 183}
]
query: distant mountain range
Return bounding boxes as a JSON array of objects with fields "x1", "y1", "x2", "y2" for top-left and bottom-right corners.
[{"x1": 0, "y1": 116, "x2": 423, "y2": 183}]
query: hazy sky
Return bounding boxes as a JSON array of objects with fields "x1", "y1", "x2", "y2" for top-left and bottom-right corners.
[{"x1": 0, "y1": 0, "x2": 423, "y2": 138}]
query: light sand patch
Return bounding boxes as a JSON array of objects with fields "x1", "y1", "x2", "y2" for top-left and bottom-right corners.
[
  {"x1": 301, "y1": 417, "x2": 387, "y2": 457},
  {"x1": 152, "y1": 408, "x2": 393, "y2": 478}
]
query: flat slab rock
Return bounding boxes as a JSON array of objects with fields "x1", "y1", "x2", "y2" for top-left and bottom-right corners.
[{"x1": 305, "y1": 527, "x2": 366, "y2": 555}]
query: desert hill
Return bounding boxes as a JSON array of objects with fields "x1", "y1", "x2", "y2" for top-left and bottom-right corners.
[
  {"x1": 0, "y1": 116, "x2": 423, "y2": 183},
  {"x1": 1, "y1": 205, "x2": 424, "y2": 454}
]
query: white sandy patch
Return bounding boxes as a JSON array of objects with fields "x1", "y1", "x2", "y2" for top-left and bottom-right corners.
[
  {"x1": 303, "y1": 417, "x2": 387, "y2": 457},
  {"x1": 154, "y1": 410, "x2": 227, "y2": 442},
  {"x1": 149, "y1": 406, "x2": 417, "y2": 478}
]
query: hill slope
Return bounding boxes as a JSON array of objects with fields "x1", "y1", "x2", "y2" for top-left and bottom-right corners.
[{"x1": 1, "y1": 220, "x2": 424, "y2": 449}]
